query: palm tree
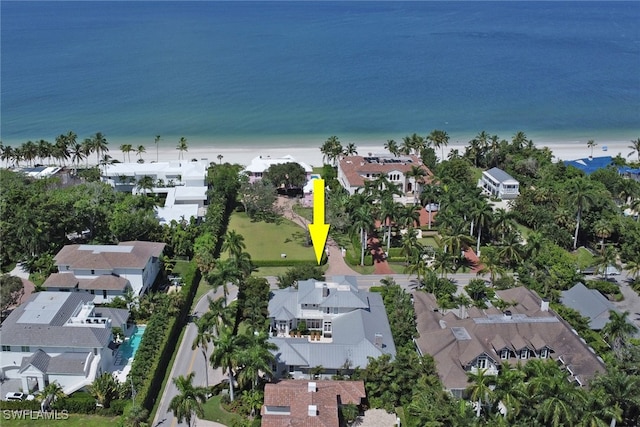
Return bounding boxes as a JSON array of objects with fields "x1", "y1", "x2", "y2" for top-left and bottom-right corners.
[
  {"x1": 21, "y1": 140, "x2": 37, "y2": 166},
  {"x1": 466, "y1": 368, "x2": 495, "y2": 417},
  {"x1": 37, "y1": 139, "x2": 52, "y2": 165},
  {"x1": 222, "y1": 230, "x2": 246, "y2": 259},
  {"x1": 154, "y1": 135, "x2": 161, "y2": 162},
  {"x1": 477, "y1": 247, "x2": 506, "y2": 283},
  {"x1": 207, "y1": 258, "x2": 241, "y2": 306},
  {"x1": 217, "y1": 154, "x2": 223, "y2": 164},
  {"x1": 568, "y1": 177, "x2": 597, "y2": 249},
  {"x1": 492, "y1": 363, "x2": 526, "y2": 421},
  {"x1": 88, "y1": 372, "x2": 118, "y2": 408},
  {"x1": 177, "y1": 137, "x2": 188, "y2": 161},
  {"x1": 168, "y1": 372, "x2": 207, "y2": 427},
  {"x1": 237, "y1": 330, "x2": 277, "y2": 390},
  {"x1": 191, "y1": 317, "x2": 214, "y2": 387},
  {"x1": 587, "y1": 139, "x2": 597, "y2": 158},
  {"x1": 210, "y1": 327, "x2": 248, "y2": 401},
  {"x1": 81, "y1": 138, "x2": 93, "y2": 167},
  {"x1": 92, "y1": 132, "x2": 109, "y2": 165},
  {"x1": 428, "y1": 129, "x2": 449, "y2": 161},
  {"x1": 593, "y1": 219, "x2": 613, "y2": 253},
  {"x1": 342, "y1": 142, "x2": 358, "y2": 156},
  {"x1": 99, "y1": 154, "x2": 113, "y2": 175},
  {"x1": 320, "y1": 136, "x2": 342, "y2": 165},
  {"x1": 511, "y1": 131, "x2": 529, "y2": 150},
  {"x1": 492, "y1": 208, "x2": 516, "y2": 243},
  {"x1": 432, "y1": 248, "x2": 454, "y2": 278},
  {"x1": 379, "y1": 197, "x2": 401, "y2": 253},
  {"x1": 136, "y1": 175, "x2": 155, "y2": 195},
  {"x1": 120, "y1": 143, "x2": 133, "y2": 162},
  {"x1": 406, "y1": 165, "x2": 428, "y2": 203},
  {"x1": 498, "y1": 231, "x2": 524, "y2": 268},
  {"x1": 136, "y1": 145, "x2": 146, "y2": 162},
  {"x1": 39, "y1": 381, "x2": 66, "y2": 410},
  {"x1": 628, "y1": 137, "x2": 640, "y2": 161},
  {"x1": 70, "y1": 142, "x2": 84, "y2": 173},
  {"x1": 595, "y1": 245, "x2": 619, "y2": 280},
  {"x1": 590, "y1": 368, "x2": 640, "y2": 427},
  {"x1": 385, "y1": 139, "x2": 400, "y2": 157},
  {"x1": 602, "y1": 310, "x2": 638, "y2": 356},
  {"x1": 351, "y1": 204, "x2": 374, "y2": 266},
  {"x1": 472, "y1": 199, "x2": 493, "y2": 255}
]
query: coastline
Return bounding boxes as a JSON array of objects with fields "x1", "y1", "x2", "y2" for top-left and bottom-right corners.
[{"x1": 116, "y1": 137, "x2": 638, "y2": 169}]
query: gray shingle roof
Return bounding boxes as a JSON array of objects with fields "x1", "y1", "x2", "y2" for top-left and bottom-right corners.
[
  {"x1": 561, "y1": 283, "x2": 617, "y2": 330},
  {"x1": 94, "y1": 307, "x2": 130, "y2": 329},
  {"x1": 19, "y1": 350, "x2": 51, "y2": 373},
  {"x1": 20, "y1": 351, "x2": 93, "y2": 375},
  {"x1": 1, "y1": 292, "x2": 112, "y2": 348}
]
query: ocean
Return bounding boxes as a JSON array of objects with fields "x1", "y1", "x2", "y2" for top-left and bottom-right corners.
[{"x1": 1, "y1": 1, "x2": 639, "y2": 149}]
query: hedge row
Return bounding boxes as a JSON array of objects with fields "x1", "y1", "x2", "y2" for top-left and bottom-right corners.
[{"x1": 253, "y1": 256, "x2": 327, "y2": 267}]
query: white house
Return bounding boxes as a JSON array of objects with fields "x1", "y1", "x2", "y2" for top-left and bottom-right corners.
[
  {"x1": 0, "y1": 292, "x2": 128, "y2": 395},
  {"x1": 243, "y1": 155, "x2": 312, "y2": 184},
  {"x1": 101, "y1": 160, "x2": 208, "y2": 224},
  {"x1": 478, "y1": 167, "x2": 519, "y2": 199},
  {"x1": 337, "y1": 154, "x2": 432, "y2": 201},
  {"x1": 267, "y1": 276, "x2": 396, "y2": 379},
  {"x1": 43, "y1": 241, "x2": 165, "y2": 303}
]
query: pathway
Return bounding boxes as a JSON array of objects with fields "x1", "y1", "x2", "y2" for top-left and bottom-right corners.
[
  {"x1": 276, "y1": 196, "x2": 359, "y2": 276},
  {"x1": 368, "y1": 236, "x2": 394, "y2": 275}
]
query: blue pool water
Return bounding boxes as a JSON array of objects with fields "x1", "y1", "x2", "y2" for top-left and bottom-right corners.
[{"x1": 118, "y1": 325, "x2": 146, "y2": 363}]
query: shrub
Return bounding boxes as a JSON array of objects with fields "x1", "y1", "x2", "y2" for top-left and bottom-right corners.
[{"x1": 0, "y1": 400, "x2": 40, "y2": 411}]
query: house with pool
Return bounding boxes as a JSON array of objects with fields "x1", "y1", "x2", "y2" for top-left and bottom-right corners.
[{"x1": 0, "y1": 292, "x2": 130, "y2": 395}]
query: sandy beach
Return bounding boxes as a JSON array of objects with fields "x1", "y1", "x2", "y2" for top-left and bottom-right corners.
[{"x1": 137, "y1": 138, "x2": 638, "y2": 169}]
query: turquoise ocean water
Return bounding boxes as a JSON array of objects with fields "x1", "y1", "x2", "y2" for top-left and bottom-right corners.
[{"x1": 1, "y1": 1, "x2": 639, "y2": 149}]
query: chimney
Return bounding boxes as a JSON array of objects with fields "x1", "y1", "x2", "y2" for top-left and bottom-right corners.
[
  {"x1": 308, "y1": 405, "x2": 318, "y2": 417},
  {"x1": 374, "y1": 333, "x2": 383, "y2": 348},
  {"x1": 541, "y1": 298, "x2": 549, "y2": 312},
  {"x1": 322, "y1": 284, "x2": 329, "y2": 298},
  {"x1": 308, "y1": 382, "x2": 317, "y2": 392}
]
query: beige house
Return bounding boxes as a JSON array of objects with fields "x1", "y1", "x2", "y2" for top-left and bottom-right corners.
[
  {"x1": 337, "y1": 154, "x2": 432, "y2": 200},
  {"x1": 413, "y1": 287, "x2": 605, "y2": 397}
]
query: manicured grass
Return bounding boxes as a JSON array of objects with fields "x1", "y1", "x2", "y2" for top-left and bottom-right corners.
[
  {"x1": 292, "y1": 205, "x2": 313, "y2": 222},
  {"x1": 388, "y1": 263, "x2": 408, "y2": 274},
  {"x1": 227, "y1": 213, "x2": 316, "y2": 262},
  {"x1": 515, "y1": 223, "x2": 533, "y2": 239},
  {"x1": 252, "y1": 265, "x2": 328, "y2": 278},
  {"x1": 1, "y1": 414, "x2": 120, "y2": 427},
  {"x1": 202, "y1": 394, "x2": 244, "y2": 425},
  {"x1": 573, "y1": 246, "x2": 596, "y2": 269},
  {"x1": 417, "y1": 236, "x2": 439, "y2": 248}
]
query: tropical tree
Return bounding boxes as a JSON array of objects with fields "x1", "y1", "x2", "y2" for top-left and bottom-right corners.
[
  {"x1": 568, "y1": 177, "x2": 598, "y2": 249},
  {"x1": 629, "y1": 137, "x2": 640, "y2": 161},
  {"x1": 120, "y1": 143, "x2": 133, "y2": 162},
  {"x1": 217, "y1": 154, "x2": 223, "y2": 164},
  {"x1": 136, "y1": 145, "x2": 146, "y2": 161},
  {"x1": 492, "y1": 363, "x2": 526, "y2": 421},
  {"x1": 222, "y1": 230, "x2": 246, "y2": 259},
  {"x1": 154, "y1": 135, "x2": 161, "y2": 162},
  {"x1": 39, "y1": 381, "x2": 66, "y2": 410},
  {"x1": 472, "y1": 199, "x2": 493, "y2": 255},
  {"x1": 92, "y1": 132, "x2": 109, "y2": 165},
  {"x1": 207, "y1": 258, "x2": 240, "y2": 306},
  {"x1": 602, "y1": 310, "x2": 638, "y2": 356},
  {"x1": 99, "y1": 154, "x2": 113, "y2": 175},
  {"x1": 168, "y1": 372, "x2": 207, "y2": 427},
  {"x1": 81, "y1": 137, "x2": 93, "y2": 167},
  {"x1": 237, "y1": 330, "x2": 277, "y2": 390},
  {"x1": 587, "y1": 139, "x2": 597, "y2": 158},
  {"x1": 593, "y1": 219, "x2": 613, "y2": 253},
  {"x1": 342, "y1": 142, "x2": 358, "y2": 156},
  {"x1": 177, "y1": 137, "x2": 188, "y2": 160},
  {"x1": 88, "y1": 372, "x2": 118, "y2": 409},
  {"x1": 428, "y1": 129, "x2": 450, "y2": 161},
  {"x1": 466, "y1": 368, "x2": 495, "y2": 417},
  {"x1": 191, "y1": 317, "x2": 214, "y2": 387},
  {"x1": 590, "y1": 368, "x2": 640, "y2": 427},
  {"x1": 477, "y1": 247, "x2": 506, "y2": 283},
  {"x1": 136, "y1": 175, "x2": 155, "y2": 195},
  {"x1": 406, "y1": 165, "x2": 428, "y2": 203},
  {"x1": 351, "y1": 203, "x2": 374, "y2": 266},
  {"x1": 385, "y1": 139, "x2": 400, "y2": 157},
  {"x1": 320, "y1": 136, "x2": 342, "y2": 165},
  {"x1": 210, "y1": 327, "x2": 248, "y2": 401}
]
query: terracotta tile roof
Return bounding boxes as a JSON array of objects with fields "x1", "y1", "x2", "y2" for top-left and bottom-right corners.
[
  {"x1": 261, "y1": 380, "x2": 365, "y2": 427},
  {"x1": 338, "y1": 154, "x2": 432, "y2": 189},
  {"x1": 54, "y1": 241, "x2": 165, "y2": 270},
  {"x1": 413, "y1": 288, "x2": 605, "y2": 391}
]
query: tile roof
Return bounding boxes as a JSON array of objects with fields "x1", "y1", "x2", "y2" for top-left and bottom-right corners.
[
  {"x1": 413, "y1": 288, "x2": 605, "y2": 390},
  {"x1": 54, "y1": 241, "x2": 165, "y2": 270},
  {"x1": 261, "y1": 380, "x2": 365, "y2": 427},
  {"x1": 338, "y1": 154, "x2": 432, "y2": 189}
]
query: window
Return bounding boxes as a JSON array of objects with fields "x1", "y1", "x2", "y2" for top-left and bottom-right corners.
[
  {"x1": 91, "y1": 269, "x2": 95, "y2": 275},
  {"x1": 323, "y1": 321, "x2": 332, "y2": 332},
  {"x1": 520, "y1": 349, "x2": 529, "y2": 360},
  {"x1": 103, "y1": 290, "x2": 108, "y2": 299},
  {"x1": 307, "y1": 319, "x2": 322, "y2": 329},
  {"x1": 21, "y1": 346, "x2": 30, "y2": 352},
  {"x1": 501, "y1": 349, "x2": 509, "y2": 360},
  {"x1": 477, "y1": 357, "x2": 487, "y2": 369},
  {"x1": 540, "y1": 348, "x2": 548, "y2": 359},
  {"x1": 288, "y1": 365, "x2": 295, "y2": 373},
  {"x1": 255, "y1": 172, "x2": 262, "y2": 178},
  {"x1": 2, "y1": 345, "x2": 10, "y2": 352},
  {"x1": 90, "y1": 290, "x2": 95, "y2": 295}
]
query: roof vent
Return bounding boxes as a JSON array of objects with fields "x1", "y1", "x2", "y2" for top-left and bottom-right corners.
[
  {"x1": 308, "y1": 382, "x2": 317, "y2": 392},
  {"x1": 374, "y1": 333, "x2": 383, "y2": 348},
  {"x1": 308, "y1": 405, "x2": 317, "y2": 417},
  {"x1": 540, "y1": 298, "x2": 549, "y2": 312},
  {"x1": 503, "y1": 310, "x2": 512, "y2": 320}
]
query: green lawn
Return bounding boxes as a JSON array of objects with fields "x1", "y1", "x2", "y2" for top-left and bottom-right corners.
[
  {"x1": 1, "y1": 414, "x2": 120, "y2": 427},
  {"x1": 573, "y1": 246, "x2": 596, "y2": 269},
  {"x1": 417, "y1": 236, "x2": 439, "y2": 248},
  {"x1": 227, "y1": 213, "x2": 315, "y2": 262},
  {"x1": 202, "y1": 394, "x2": 244, "y2": 425}
]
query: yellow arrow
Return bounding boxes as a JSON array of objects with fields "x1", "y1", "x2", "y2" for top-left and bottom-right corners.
[{"x1": 308, "y1": 179, "x2": 330, "y2": 265}]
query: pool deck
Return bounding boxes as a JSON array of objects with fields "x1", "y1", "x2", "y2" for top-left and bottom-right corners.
[{"x1": 109, "y1": 326, "x2": 146, "y2": 383}]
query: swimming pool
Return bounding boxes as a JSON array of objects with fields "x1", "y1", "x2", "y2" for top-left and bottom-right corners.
[{"x1": 116, "y1": 325, "x2": 146, "y2": 365}]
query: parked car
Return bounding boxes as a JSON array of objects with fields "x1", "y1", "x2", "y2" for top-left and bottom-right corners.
[{"x1": 5, "y1": 392, "x2": 24, "y2": 401}]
